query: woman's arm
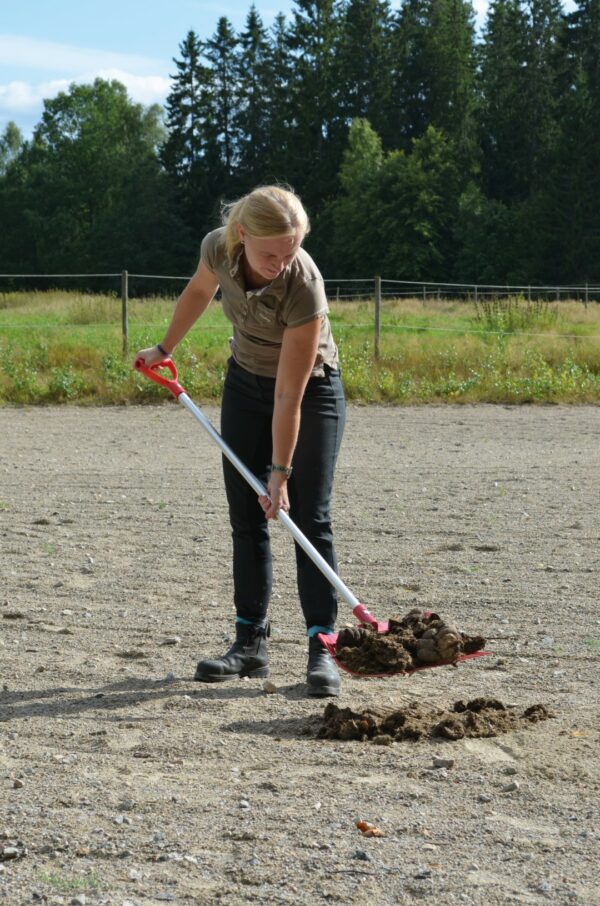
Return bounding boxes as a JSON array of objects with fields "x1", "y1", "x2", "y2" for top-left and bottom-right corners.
[
  {"x1": 260, "y1": 317, "x2": 322, "y2": 520},
  {"x1": 134, "y1": 261, "x2": 220, "y2": 366}
]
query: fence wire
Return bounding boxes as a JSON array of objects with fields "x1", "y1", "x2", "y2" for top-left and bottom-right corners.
[{"x1": 1, "y1": 271, "x2": 599, "y2": 357}]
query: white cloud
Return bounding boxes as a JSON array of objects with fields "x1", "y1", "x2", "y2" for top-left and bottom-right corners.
[
  {"x1": 0, "y1": 34, "x2": 165, "y2": 75},
  {"x1": 87, "y1": 70, "x2": 171, "y2": 105},
  {"x1": 0, "y1": 34, "x2": 172, "y2": 130},
  {"x1": 0, "y1": 79, "x2": 71, "y2": 111},
  {"x1": 0, "y1": 72, "x2": 171, "y2": 121}
]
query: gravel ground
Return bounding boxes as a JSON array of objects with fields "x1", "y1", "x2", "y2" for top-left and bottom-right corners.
[{"x1": 1, "y1": 403, "x2": 599, "y2": 906}]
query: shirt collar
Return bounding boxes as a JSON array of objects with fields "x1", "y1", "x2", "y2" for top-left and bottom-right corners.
[{"x1": 230, "y1": 247, "x2": 288, "y2": 298}]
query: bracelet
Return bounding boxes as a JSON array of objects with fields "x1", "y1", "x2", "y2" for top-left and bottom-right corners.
[
  {"x1": 271, "y1": 463, "x2": 293, "y2": 478},
  {"x1": 156, "y1": 343, "x2": 170, "y2": 357}
]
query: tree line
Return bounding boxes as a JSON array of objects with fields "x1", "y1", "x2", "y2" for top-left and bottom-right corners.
[{"x1": 1, "y1": 0, "x2": 599, "y2": 287}]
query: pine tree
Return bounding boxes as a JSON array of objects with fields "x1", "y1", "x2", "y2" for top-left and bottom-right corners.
[
  {"x1": 262, "y1": 13, "x2": 295, "y2": 183},
  {"x1": 336, "y1": 0, "x2": 394, "y2": 145},
  {"x1": 427, "y1": 0, "x2": 478, "y2": 168},
  {"x1": 567, "y1": 0, "x2": 600, "y2": 105},
  {"x1": 161, "y1": 31, "x2": 215, "y2": 235},
  {"x1": 479, "y1": 0, "x2": 531, "y2": 201},
  {"x1": 525, "y1": 0, "x2": 564, "y2": 186},
  {"x1": 204, "y1": 17, "x2": 239, "y2": 183},
  {"x1": 162, "y1": 31, "x2": 210, "y2": 178},
  {"x1": 287, "y1": 0, "x2": 345, "y2": 208},
  {"x1": 390, "y1": 0, "x2": 478, "y2": 175},
  {"x1": 234, "y1": 6, "x2": 271, "y2": 192},
  {"x1": 389, "y1": 0, "x2": 431, "y2": 149},
  {"x1": 524, "y1": 0, "x2": 600, "y2": 282}
]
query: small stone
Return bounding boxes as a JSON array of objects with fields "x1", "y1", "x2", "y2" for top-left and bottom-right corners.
[
  {"x1": 128, "y1": 868, "x2": 141, "y2": 880},
  {"x1": 372, "y1": 734, "x2": 393, "y2": 746},
  {"x1": 502, "y1": 781, "x2": 520, "y2": 793},
  {"x1": 262, "y1": 680, "x2": 278, "y2": 694},
  {"x1": 432, "y1": 756, "x2": 454, "y2": 769},
  {"x1": 503, "y1": 766, "x2": 518, "y2": 776},
  {"x1": 239, "y1": 799, "x2": 251, "y2": 809},
  {"x1": 0, "y1": 843, "x2": 26, "y2": 860},
  {"x1": 13, "y1": 779, "x2": 24, "y2": 789},
  {"x1": 70, "y1": 896, "x2": 86, "y2": 906},
  {"x1": 353, "y1": 849, "x2": 371, "y2": 861},
  {"x1": 161, "y1": 636, "x2": 181, "y2": 646},
  {"x1": 165, "y1": 673, "x2": 176, "y2": 682},
  {"x1": 535, "y1": 880, "x2": 552, "y2": 894},
  {"x1": 478, "y1": 793, "x2": 492, "y2": 803}
]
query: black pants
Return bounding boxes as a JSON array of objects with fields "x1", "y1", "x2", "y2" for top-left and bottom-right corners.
[{"x1": 220, "y1": 357, "x2": 346, "y2": 631}]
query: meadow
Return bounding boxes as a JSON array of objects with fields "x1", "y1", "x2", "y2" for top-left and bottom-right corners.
[{"x1": 0, "y1": 290, "x2": 599, "y2": 404}]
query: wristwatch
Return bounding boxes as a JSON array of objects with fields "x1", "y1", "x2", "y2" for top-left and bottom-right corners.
[{"x1": 271, "y1": 463, "x2": 293, "y2": 478}]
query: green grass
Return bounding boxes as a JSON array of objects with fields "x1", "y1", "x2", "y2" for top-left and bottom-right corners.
[
  {"x1": 34, "y1": 870, "x2": 102, "y2": 892},
  {"x1": 1, "y1": 291, "x2": 599, "y2": 404}
]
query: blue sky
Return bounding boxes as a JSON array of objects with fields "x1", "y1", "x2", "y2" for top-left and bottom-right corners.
[{"x1": 0, "y1": 0, "x2": 569, "y2": 138}]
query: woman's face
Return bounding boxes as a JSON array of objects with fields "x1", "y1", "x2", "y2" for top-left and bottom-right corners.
[{"x1": 239, "y1": 228, "x2": 302, "y2": 282}]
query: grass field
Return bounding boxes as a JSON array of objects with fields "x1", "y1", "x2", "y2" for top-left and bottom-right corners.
[{"x1": 1, "y1": 290, "x2": 599, "y2": 404}]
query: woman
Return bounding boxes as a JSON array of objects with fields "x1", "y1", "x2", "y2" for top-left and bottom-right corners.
[{"x1": 135, "y1": 186, "x2": 345, "y2": 697}]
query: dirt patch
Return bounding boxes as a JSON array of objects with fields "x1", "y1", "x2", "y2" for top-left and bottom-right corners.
[
  {"x1": 318, "y1": 698, "x2": 554, "y2": 743},
  {"x1": 335, "y1": 608, "x2": 486, "y2": 674}
]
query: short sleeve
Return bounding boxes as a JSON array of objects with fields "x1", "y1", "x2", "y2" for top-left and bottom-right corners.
[
  {"x1": 200, "y1": 231, "x2": 218, "y2": 273},
  {"x1": 283, "y1": 278, "x2": 329, "y2": 328}
]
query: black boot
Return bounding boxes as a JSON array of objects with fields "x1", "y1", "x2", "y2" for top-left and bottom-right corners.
[
  {"x1": 194, "y1": 622, "x2": 270, "y2": 683},
  {"x1": 307, "y1": 635, "x2": 340, "y2": 697}
]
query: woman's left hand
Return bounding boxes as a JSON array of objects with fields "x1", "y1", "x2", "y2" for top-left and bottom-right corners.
[{"x1": 259, "y1": 473, "x2": 290, "y2": 520}]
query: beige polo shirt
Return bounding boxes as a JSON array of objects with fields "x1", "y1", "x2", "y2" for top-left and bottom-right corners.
[{"x1": 200, "y1": 228, "x2": 339, "y2": 378}]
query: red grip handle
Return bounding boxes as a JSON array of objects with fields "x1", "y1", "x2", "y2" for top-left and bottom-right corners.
[{"x1": 134, "y1": 357, "x2": 186, "y2": 399}]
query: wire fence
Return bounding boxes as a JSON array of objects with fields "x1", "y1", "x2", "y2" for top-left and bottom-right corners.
[
  {"x1": 1, "y1": 271, "x2": 599, "y2": 358},
  {"x1": 3, "y1": 271, "x2": 600, "y2": 301},
  {"x1": 325, "y1": 277, "x2": 600, "y2": 304}
]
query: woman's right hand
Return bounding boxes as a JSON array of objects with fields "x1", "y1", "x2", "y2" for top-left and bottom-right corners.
[{"x1": 133, "y1": 345, "x2": 169, "y2": 370}]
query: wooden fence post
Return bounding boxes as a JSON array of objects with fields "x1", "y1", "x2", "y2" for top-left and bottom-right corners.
[
  {"x1": 121, "y1": 270, "x2": 129, "y2": 355},
  {"x1": 374, "y1": 275, "x2": 381, "y2": 360}
]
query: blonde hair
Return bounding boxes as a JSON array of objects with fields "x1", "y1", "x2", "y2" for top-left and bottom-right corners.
[{"x1": 221, "y1": 185, "x2": 310, "y2": 261}]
